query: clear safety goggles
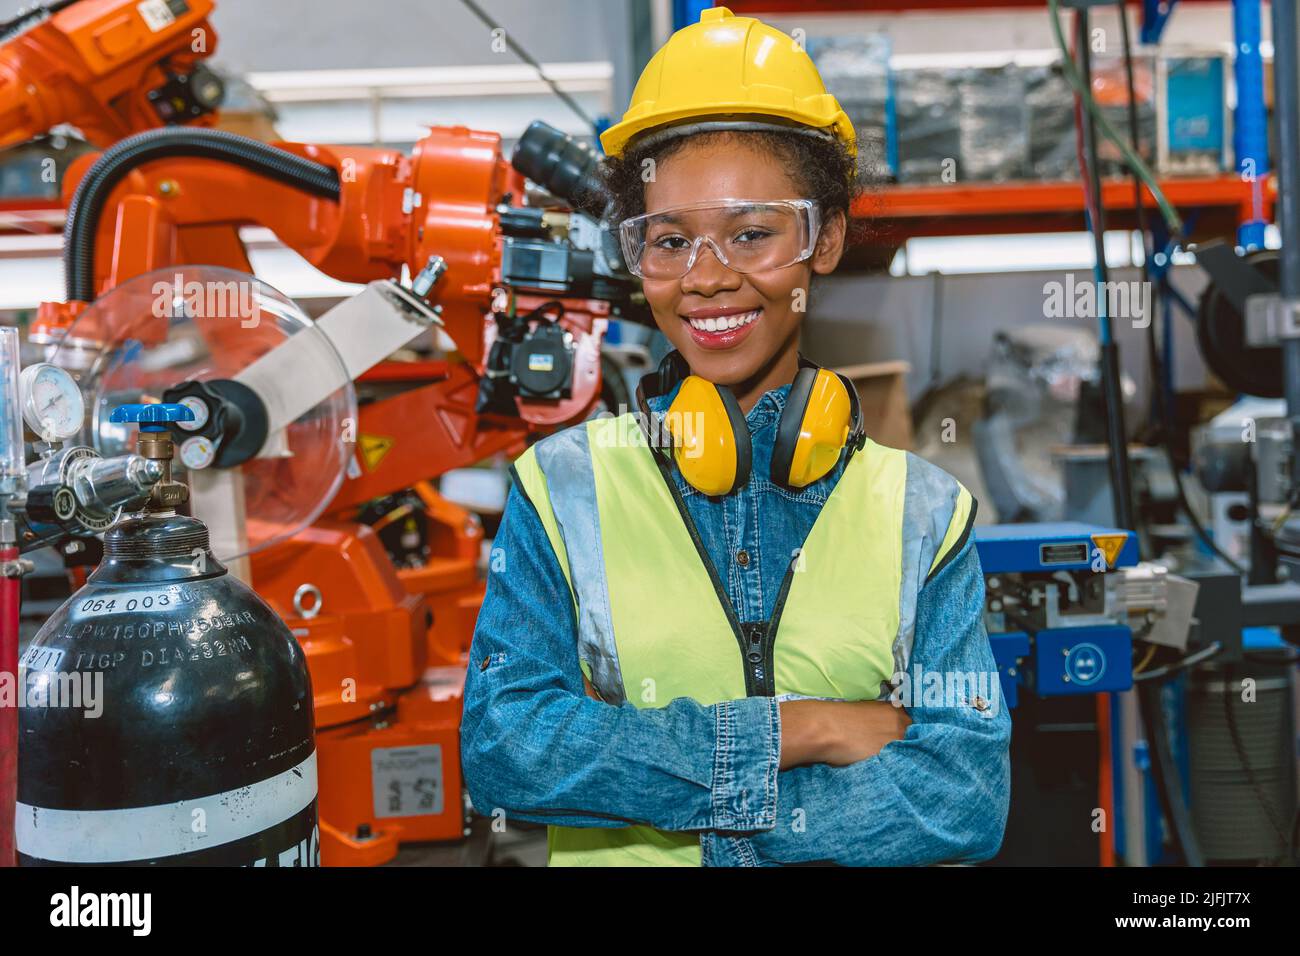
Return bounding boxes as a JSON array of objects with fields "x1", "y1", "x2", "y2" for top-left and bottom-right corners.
[{"x1": 618, "y1": 198, "x2": 822, "y2": 280}]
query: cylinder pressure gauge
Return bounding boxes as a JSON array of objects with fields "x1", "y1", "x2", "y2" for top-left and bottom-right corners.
[{"x1": 20, "y1": 363, "x2": 85, "y2": 443}]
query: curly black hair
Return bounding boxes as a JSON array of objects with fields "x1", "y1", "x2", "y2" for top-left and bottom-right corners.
[{"x1": 602, "y1": 126, "x2": 864, "y2": 233}]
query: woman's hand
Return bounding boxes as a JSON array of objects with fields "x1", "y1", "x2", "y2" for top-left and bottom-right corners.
[{"x1": 778, "y1": 699, "x2": 911, "y2": 770}]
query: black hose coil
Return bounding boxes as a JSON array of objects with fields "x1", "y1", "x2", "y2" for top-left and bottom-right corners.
[{"x1": 64, "y1": 127, "x2": 341, "y2": 302}]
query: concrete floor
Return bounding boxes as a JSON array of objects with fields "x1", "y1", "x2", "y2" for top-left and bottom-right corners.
[{"x1": 387, "y1": 818, "x2": 548, "y2": 867}]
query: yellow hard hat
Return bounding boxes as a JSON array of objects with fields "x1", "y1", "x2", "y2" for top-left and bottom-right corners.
[{"x1": 600, "y1": 6, "x2": 856, "y2": 160}]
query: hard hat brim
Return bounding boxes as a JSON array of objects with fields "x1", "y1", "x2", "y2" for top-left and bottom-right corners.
[
  {"x1": 602, "y1": 111, "x2": 856, "y2": 161},
  {"x1": 618, "y1": 116, "x2": 842, "y2": 157}
]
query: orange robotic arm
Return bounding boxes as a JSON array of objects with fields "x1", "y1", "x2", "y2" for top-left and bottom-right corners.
[
  {"x1": 34, "y1": 122, "x2": 637, "y2": 508},
  {"x1": 0, "y1": 0, "x2": 222, "y2": 151}
]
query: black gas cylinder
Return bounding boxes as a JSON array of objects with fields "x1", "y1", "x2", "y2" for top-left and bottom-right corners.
[{"x1": 17, "y1": 511, "x2": 317, "y2": 865}]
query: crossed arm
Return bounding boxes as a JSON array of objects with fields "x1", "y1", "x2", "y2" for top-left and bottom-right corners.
[
  {"x1": 459, "y1": 485, "x2": 1010, "y2": 864},
  {"x1": 700, "y1": 537, "x2": 1012, "y2": 866}
]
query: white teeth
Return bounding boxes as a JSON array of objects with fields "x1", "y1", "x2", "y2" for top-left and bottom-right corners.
[{"x1": 687, "y1": 309, "x2": 761, "y2": 332}]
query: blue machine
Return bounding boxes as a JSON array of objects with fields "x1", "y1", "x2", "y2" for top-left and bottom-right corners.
[
  {"x1": 975, "y1": 522, "x2": 1143, "y2": 709},
  {"x1": 975, "y1": 520, "x2": 1139, "y2": 572}
]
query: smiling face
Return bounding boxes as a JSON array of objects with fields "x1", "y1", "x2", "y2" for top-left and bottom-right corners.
[{"x1": 639, "y1": 133, "x2": 846, "y2": 400}]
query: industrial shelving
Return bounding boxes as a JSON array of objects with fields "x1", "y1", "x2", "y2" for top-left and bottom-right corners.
[{"x1": 856, "y1": 174, "x2": 1274, "y2": 246}]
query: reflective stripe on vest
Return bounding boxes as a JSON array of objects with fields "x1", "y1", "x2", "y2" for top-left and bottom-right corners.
[{"x1": 511, "y1": 413, "x2": 974, "y2": 867}]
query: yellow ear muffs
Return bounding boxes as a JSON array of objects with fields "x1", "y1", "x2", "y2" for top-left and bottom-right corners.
[
  {"x1": 666, "y1": 375, "x2": 751, "y2": 496},
  {"x1": 773, "y1": 367, "x2": 853, "y2": 489}
]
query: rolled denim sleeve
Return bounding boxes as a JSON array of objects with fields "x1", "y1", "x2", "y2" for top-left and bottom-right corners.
[
  {"x1": 460, "y1": 483, "x2": 781, "y2": 832},
  {"x1": 700, "y1": 536, "x2": 1011, "y2": 866}
]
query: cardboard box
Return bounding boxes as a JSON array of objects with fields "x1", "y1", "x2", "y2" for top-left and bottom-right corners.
[{"x1": 833, "y1": 359, "x2": 913, "y2": 450}]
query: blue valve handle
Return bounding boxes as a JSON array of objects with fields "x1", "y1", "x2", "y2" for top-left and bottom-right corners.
[{"x1": 109, "y1": 402, "x2": 196, "y2": 433}]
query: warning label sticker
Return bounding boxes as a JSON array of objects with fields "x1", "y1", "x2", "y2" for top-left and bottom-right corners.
[
  {"x1": 359, "y1": 434, "x2": 394, "y2": 472},
  {"x1": 371, "y1": 745, "x2": 444, "y2": 819},
  {"x1": 1090, "y1": 533, "x2": 1129, "y2": 568}
]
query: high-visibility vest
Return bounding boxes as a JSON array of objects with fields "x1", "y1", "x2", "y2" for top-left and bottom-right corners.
[{"x1": 511, "y1": 412, "x2": 974, "y2": 867}]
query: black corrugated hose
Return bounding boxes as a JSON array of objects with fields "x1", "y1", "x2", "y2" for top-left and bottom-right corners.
[
  {"x1": 64, "y1": 127, "x2": 341, "y2": 303},
  {"x1": 0, "y1": 0, "x2": 78, "y2": 43}
]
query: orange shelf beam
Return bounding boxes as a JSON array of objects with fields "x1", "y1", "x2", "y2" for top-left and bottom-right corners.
[{"x1": 853, "y1": 174, "x2": 1274, "y2": 245}]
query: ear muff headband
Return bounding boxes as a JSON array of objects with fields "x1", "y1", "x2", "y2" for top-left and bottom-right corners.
[
  {"x1": 838, "y1": 369, "x2": 866, "y2": 459},
  {"x1": 772, "y1": 365, "x2": 818, "y2": 489}
]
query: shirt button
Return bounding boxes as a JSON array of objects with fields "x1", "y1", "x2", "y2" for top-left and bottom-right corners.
[{"x1": 736, "y1": 549, "x2": 750, "y2": 567}]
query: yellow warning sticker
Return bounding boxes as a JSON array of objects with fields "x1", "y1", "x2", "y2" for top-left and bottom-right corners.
[
  {"x1": 359, "y1": 434, "x2": 394, "y2": 472},
  {"x1": 1090, "y1": 532, "x2": 1128, "y2": 568}
]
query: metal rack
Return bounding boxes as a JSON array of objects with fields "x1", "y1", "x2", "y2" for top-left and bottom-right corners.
[{"x1": 856, "y1": 174, "x2": 1274, "y2": 247}]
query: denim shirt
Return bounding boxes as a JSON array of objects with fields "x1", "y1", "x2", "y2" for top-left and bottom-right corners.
[{"x1": 461, "y1": 383, "x2": 1011, "y2": 865}]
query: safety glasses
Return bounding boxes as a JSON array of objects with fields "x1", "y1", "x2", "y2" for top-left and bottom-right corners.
[{"x1": 618, "y1": 198, "x2": 822, "y2": 281}]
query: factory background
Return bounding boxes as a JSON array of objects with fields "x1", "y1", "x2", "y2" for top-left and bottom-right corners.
[{"x1": 0, "y1": 0, "x2": 1296, "y2": 888}]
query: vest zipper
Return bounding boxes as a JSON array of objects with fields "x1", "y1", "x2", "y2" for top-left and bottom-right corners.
[
  {"x1": 753, "y1": 558, "x2": 802, "y2": 698},
  {"x1": 742, "y1": 621, "x2": 773, "y2": 697},
  {"x1": 646, "y1": 449, "x2": 768, "y2": 696}
]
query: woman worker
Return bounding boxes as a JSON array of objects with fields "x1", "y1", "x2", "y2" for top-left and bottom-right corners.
[{"x1": 461, "y1": 6, "x2": 1011, "y2": 866}]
